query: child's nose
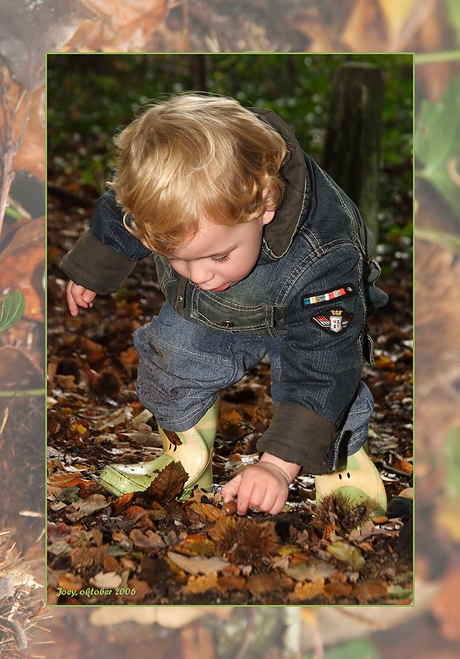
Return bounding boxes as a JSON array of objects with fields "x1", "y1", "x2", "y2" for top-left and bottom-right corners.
[{"x1": 188, "y1": 263, "x2": 213, "y2": 285}]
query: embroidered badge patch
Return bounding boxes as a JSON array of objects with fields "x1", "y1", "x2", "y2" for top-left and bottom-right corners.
[
  {"x1": 312, "y1": 309, "x2": 352, "y2": 333},
  {"x1": 301, "y1": 285, "x2": 353, "y2": 308}
]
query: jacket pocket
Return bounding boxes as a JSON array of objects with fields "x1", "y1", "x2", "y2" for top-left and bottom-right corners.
[{"x1": 190, "y1": 288, "x2": 275, "y2": 335}]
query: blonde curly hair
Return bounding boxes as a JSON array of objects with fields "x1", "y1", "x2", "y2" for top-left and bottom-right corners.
[{"x1": 108, "y1": 94, "x2": 288, "y2": 255}]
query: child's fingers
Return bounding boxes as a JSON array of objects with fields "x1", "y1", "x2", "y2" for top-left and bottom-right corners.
[
  {"x1": 66, "y1": 283, "x2": 80, "y2": 316},
  {"x1": 222, "y1": 473, "x2": 242, "y2": 503},
  {"x1": 82, "y1": 290, "x2": 96, "y2": 305}
]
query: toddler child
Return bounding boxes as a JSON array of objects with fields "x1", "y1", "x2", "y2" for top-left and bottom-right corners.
[{"x1": 59, "y1": 93, "x2": 388, "y2": 516}]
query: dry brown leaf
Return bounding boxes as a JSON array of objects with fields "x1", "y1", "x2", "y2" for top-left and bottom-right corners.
[
  {"x1": 288, "y1": 8, "x2": 337, "y2": 52},
  {"x1": 13, "y1": 86, "x2": 46, "y2": 180},
  {"x1": 188, "y1": 501, "x2": 222, "y2": 521},
  {"x1": 129, "y1": 529, "x2": 166, "y2": 550},
  {"x1": 111, "y1": 491, "x2": 135, "y2": 513},
  {"x1": 57, "y1": 573, "x2": 83, "y2": 592},
  {"x1": 70, "y1": 545, "x2": 108, "y2": 569},
  {"x1": 123, "y1": 578, "x2": 154, "y2": 603},
  {"x1": 288, "y1": 578, "x2": 325, "y2": 603},
  {"x1": 168, "y1": 551, "x2": 230, "y2": 576},
  {"x1": 144, "y1": 460, "x2": 188, "y2": 504},
  {"x1": 124, "y1": 505, "x2": 151, "y2": 524},
  {"x1": 47, "y1": 472, "x2": 84, "y2": 488},
  {"x1": 65, "y1": 493, "x2": 109, "y2": 522},
  {"x1": 177, "y1": 533, "x2": 216, "y2": 557},
  {"x1": 341, "y1": 0, "x2": 387, "y2": 52},
  {"x1": 283, "y1": 558, "x2": 337, "y2": 582},
  {"x1": 64, "y1": 0, "x2": 169, "y2": 51},
  {"x1": 0, "y1": 216, "x2": 45, "y2": 320},
  {"x1": 323, "y1": 581, "x2": 354, "y2": 599},
  {"x1": 182, "y1": 572, "x2": 219, "y2": 595},
  {"x1": 352, "y1": 581, "x2": 388, "y2": 604},
  {"x1": 246, "y1": 572, "x2": 294, "y2": 598},
  {"x1": 90, "y1": 571, "x2": 122, "y2": 589},
  {"x1": 47, "y1": 522, "x2": 72, "y2": 543},
  {"x1": 432, "y1": 566, "x2": 460, "y2": 640},
  {"x1": 216, "y1": 573, "x2": 246, "y2": 594}
]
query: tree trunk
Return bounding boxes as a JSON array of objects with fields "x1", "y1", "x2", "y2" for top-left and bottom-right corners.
[{"x1": 322, "y1": 62, "x2": 384, "y2": 246}]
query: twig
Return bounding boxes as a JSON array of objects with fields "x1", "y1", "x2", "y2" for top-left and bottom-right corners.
[
  {"x1": 0, "y1": 71, "x2": 31, "y2": 239},
  {"x1": 415, "y1": 50, "x2": 460, "y2": 64},
  {"x1": 233, "y1": 609, "x2": 256, "y2": 659}
]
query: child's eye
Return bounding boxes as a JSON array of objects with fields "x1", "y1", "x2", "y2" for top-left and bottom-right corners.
[{"x1": 213, "y1": 254, "x2": 230, "y2": 263}]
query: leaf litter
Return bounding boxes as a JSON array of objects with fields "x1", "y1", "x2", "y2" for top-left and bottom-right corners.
[{"x1": 47, "y1": 196, "x2": 413, "y2": 604}]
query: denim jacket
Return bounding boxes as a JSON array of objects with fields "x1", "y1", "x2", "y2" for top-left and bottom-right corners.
[{"x1": 59, "y1": 109, "x2": 388, "y2": 474}]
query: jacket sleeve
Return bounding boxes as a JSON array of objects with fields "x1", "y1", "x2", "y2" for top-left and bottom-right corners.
[
  {"x1": 257, "y1": 245, "x2": 365, "y2": 474},
  {"x1": 58, "y1": 189, "x2": 152, "y2": 295}
]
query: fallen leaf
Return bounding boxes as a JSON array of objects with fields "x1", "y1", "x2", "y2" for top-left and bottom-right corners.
[
  {"x1": 124, "y1": 505, "x2": 151, "y2": 524},
  {"x1": 64, "y1": 0, "x2": 168, "y2": 51},
  {"x1": 352, "y1": 581, "x2": 388, "y2": 604},
  {"x1": 144, "y1": 460, "x2": 188, "y2": 504},
  {"x1": 283, "y1": 558, "x2": 337, "y2": 582},
  {"x1": 48, "y1": 472, "x2": 84, "y2": 488},
  {"x1": 130, "y1": 529, "x2": 165, "y2": 550},
  {"x1": 70, "y1": 545, "x2": 108, "y2": 569},
  {"x1": 47, "y1": 521, "x2": 72, "y2": 542},
  {"x1": 65, "y1": 493, "x2": 109, "y2": 522},
  {"x1": 167, "y1": 551, "x2": 230, "y2": 575},
  {"x1": 342, "y1": 0, "x2": 387, "y2": 52},
  {"x1": 245, "y1": 572, "x2": 293, "y2": 597},
  {"x1": 182, "y1": 572, "x2": 219, "y2": 595},
  {"x1": 323, "y1": 581, "x2": 353, "y2": 599},
  {"x1": 188, "y1": 501, "x2": 222, "y2": 521},
  {"x1": 123, "y1": 578, "x2": 153, "y2": 603},
  {"x1": 177, "y1": 534, "x2": 216, "y2": 557},
  {"x1": 13, "y1": 86, "x2": 45, "y2": 179},
  {"x1": 288, "y1": 579, "x2": 325, "y2": 603},
  {"x1": 0, "y1": 345, "x2": 44, "y2": 390},
  {"x1": 216, "y1": 573, "x2": 246, "y2": 593},
  {"x1": 111, "y1": 491, "x2": 135, "y2": 513},
  {"x1": 0, "y1": 216, "x2": 45, "y2": 320},
  {"x1": 326, "y1": 541, "x2": 366, "y2": 570},
  {"x1": 90, "y1": 571, "x2": 122, "y2": 589},
  {"x1": 58, "y1": 573, "x2": 83, "y2": 592}
]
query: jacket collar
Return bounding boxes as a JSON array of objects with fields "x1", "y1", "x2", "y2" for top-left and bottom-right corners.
[{"x1": 251, "y1": 108, "x2": 309, "y2": 258}]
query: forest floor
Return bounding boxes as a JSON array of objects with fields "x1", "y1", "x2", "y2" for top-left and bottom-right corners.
[{"x1": 46, "y1": 184, "x2": 412, "y2": 606}]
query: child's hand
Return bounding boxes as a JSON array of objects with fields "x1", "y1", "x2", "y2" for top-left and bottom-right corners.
[
  {"x1": 222, "y1": 453, "x2": 301, "y2": 515},
  {"x1": 66, "y1": 280, "x2": 97, "y2": 316}
]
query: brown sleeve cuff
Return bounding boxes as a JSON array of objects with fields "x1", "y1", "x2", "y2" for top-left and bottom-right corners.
[
  {"x1": 256, "y1": 402, "x2": 337, "y2": 474},
  {"x1": 58, "y1": 230, "x2": 138, "y2": 295}
]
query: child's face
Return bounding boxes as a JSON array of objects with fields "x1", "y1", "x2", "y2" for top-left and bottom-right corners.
[{"x1": 167, "y1": 209, "x2": 275, "y2": 292}]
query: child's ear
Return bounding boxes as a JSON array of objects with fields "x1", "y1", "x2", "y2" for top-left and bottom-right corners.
[{"x1": 261, "y1": 208, "x2": 275, "y2": 226}]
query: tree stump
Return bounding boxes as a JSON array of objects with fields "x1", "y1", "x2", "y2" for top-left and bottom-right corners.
[{"x1": 322, "y1": 62, "x2": 384, "y2": 245}]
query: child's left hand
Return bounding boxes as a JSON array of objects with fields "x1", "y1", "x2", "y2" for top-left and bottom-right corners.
[{"x1": 222, "y1": 453, "x2": 301, "y2": 515}]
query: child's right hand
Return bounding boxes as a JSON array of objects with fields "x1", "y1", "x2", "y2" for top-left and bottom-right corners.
[{"x1": 66, "y1": 280, "x2": 97, "y2": 316}]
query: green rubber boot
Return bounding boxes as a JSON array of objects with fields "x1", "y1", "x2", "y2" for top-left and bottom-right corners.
[
  {"x1": 98, "y1": 400, "x2": 219, "y2": 499},
  {"x1": 315, "y1": 447, "x2": 387, "y2": 516}
]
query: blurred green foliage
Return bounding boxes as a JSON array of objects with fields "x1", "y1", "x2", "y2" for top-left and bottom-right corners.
[
  {"x1": 322, "y1": 637, "x2": 382, "y2": 659},
  {"x1": 47, "y1": 53, "x2": 413, "y2": 268},
  {"x1": 415, "y1": 73, "x2": 460, "y2": 218}
]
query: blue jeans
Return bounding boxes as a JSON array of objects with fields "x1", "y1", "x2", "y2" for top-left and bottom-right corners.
[{"x1": 133, "y1": 302, "x2": 372, "y2": 458}]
